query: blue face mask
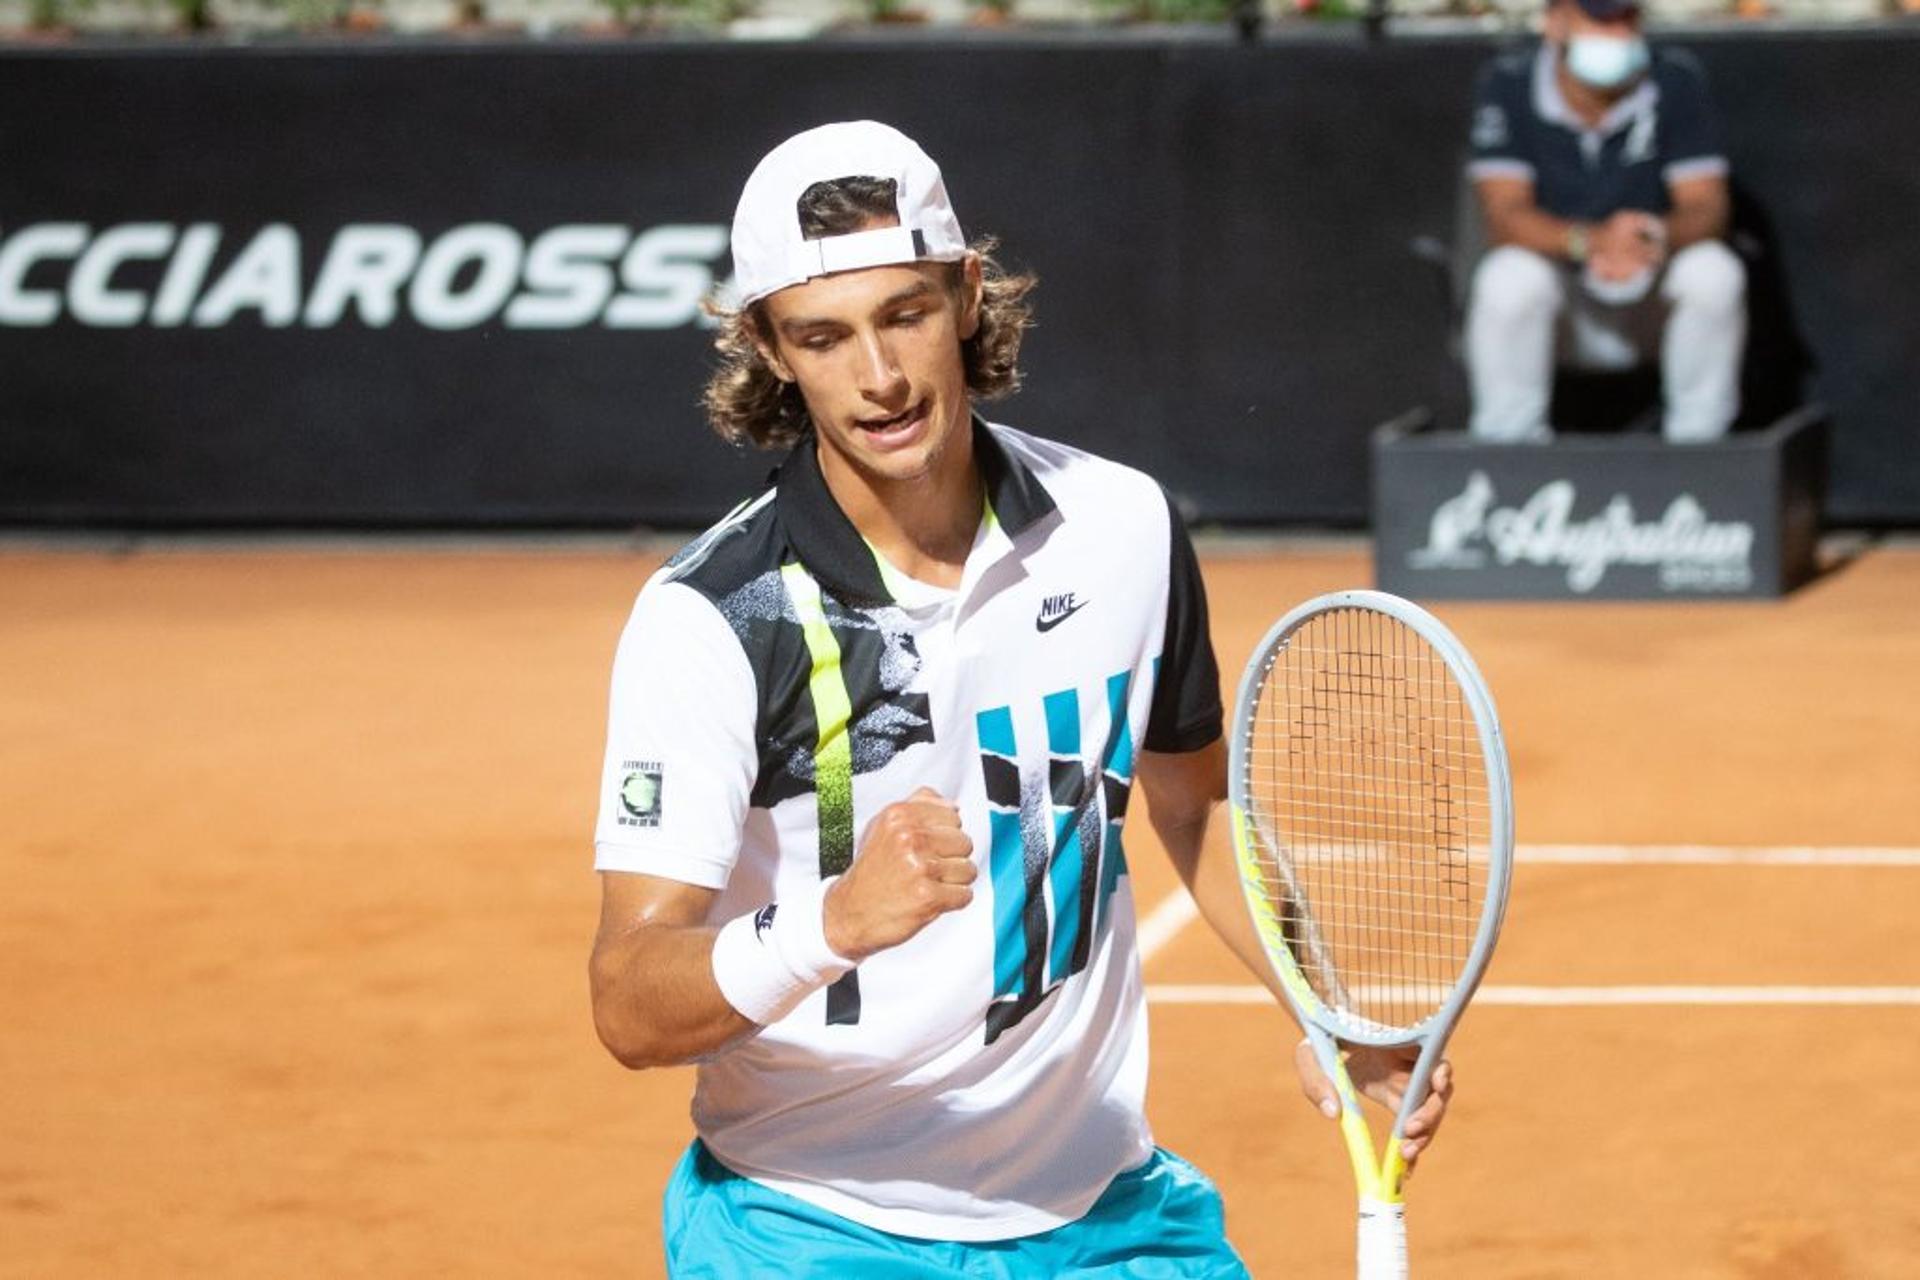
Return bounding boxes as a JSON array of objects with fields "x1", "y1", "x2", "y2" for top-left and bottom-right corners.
[{"x1": 1565, "y1": 34, "x2": 1650, "y2": 91}]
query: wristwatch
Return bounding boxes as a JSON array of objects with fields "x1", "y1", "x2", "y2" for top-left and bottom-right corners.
[{"x1": 1565, "y1": 224, "x2": 1591, "y2": 265}]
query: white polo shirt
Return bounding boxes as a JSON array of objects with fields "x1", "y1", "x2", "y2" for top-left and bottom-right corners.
[{"x1": 593, "y1": 419, "x2": 1221, "y2": 1241}]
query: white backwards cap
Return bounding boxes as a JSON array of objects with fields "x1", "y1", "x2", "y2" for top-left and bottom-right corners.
[{"x1": 730, "y1": 120, "x2": 968, "y2": 306}]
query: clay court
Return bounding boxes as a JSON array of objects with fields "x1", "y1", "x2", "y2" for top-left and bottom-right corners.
[{"x1": 3, "y1": 538, "x2": 1916, "y2": 1277}]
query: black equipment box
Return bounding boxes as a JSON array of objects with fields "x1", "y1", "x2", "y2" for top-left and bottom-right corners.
[{"x1": 1371, "y1": 407, "x2": 1825, "y2": 600}]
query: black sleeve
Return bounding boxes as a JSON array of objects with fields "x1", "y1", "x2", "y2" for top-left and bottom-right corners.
[
  {"x1": 1656, "y1": 50, "x2": 1727, "y2": 174},
  {"x1": 1143, "y1": 491, "x2": 1224, "y2": 754},
  {"x1": 1467, "y1": 59, "x2": 1532, "y2": 175}
]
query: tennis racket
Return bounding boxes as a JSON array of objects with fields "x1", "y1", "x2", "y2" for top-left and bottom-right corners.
[{"x1": 1228, "y1": 589, "x2": 1513, "y2": 1279}]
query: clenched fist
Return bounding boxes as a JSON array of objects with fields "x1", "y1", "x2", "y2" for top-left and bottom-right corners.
[{"x1": 822, "y1": 787, "x2": 977, "y2": 962}]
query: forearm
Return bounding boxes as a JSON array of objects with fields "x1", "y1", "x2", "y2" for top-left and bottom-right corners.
[
  {"x1": 1665, "y1": 197, "x2": 1729, "y2": 251},
  {"x1": 1140, "y1": 742, "x2": 1294, "y2": 1013},
  {"x1": 589, "y1": 922, "x2": 756, "y2": 1070},
  {"x1": 1156, "y1": 805, "x2": 1298, "y2": 1014},
  {"x1": 1662, "y1": 172, "x2": 1732, "y2": 251},
  {"x1": 1486, "y1": 201, "x2": 1586, "y2": 263}
]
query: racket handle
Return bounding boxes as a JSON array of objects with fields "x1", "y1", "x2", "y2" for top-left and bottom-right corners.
[{"x1": 1356, "y1": 1197, "x2": 1408, "y2": 1280}]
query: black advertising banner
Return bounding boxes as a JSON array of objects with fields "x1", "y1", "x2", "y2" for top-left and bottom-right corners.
[
  {"x1": 0, "y1": 46, "x2": 774, "y2": 526},
  {"x1": 1, "y1": 30, "x2": 1917, "y2": 528}
]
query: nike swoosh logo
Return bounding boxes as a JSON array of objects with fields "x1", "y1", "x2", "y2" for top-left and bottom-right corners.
[{"x1": 1036, "y1": 600, "x2": 1088, "y2": 632}]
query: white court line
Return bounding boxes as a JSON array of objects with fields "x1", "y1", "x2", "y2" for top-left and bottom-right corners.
[
  {"x1": 1146, "y1": 984, "x2": 1920, "y2": 1007},
  {"x1": 1238, "y1": 845, "x2": 1920, "y2": 868},
  {"x1": 1135, "y1": 847, "x2": 1916, "y2": 963},
  {"x1": 1135, "y1": 891, "x2": 1200, "y2": 965},
  {"x1": 1518, "y1": 845, "x2": 1920, "y2": 867}
]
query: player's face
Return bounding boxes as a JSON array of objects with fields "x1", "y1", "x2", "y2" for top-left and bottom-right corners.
[{"x1": 757, "y1": 256, "x2": 982, "y2": 494}]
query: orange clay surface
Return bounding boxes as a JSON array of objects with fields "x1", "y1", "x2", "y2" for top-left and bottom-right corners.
[{"x1": 3, "y1": 540, "x2": 1918, "y2": 1278}]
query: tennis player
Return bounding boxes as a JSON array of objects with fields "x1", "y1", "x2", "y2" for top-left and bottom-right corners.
[{"x1": 589, "y1": 120, "x2": 1453, "y2": 1275}]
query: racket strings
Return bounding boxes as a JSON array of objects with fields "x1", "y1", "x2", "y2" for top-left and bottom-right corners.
[{"x1": 1241, "y1": 607, "x2": 1490, "y2": 1032}]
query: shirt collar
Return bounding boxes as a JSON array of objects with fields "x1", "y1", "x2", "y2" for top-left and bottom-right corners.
[
  {"x1": 1532, "y1": 42, "x2": 1659, "y2": 139},
  {"x1": 773, "y1": 414, "x2": 1058, "y2": 606}
]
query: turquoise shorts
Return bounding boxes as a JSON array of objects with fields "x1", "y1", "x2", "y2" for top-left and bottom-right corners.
[{"x1": 662, "y1": 1140, "x2": 1250, "y2": 1278}]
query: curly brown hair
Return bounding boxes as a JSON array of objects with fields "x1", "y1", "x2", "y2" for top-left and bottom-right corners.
[{"x1": 702, "y1": 177, "x2": 1036, "y2": 451}]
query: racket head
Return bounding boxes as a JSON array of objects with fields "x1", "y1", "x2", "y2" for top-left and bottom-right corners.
[{"x1": 1229, "y1": 589, "x2": 1514, "y2": 1050}]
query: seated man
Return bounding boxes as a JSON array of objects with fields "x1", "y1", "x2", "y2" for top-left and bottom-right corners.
[{"x1": 1465, "y1": 0, "x2": 1746, "y2": 444}]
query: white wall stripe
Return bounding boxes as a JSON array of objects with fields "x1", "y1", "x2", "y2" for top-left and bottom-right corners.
[
  {"x1": 1146, "y1": 984, "x2": 1920, "y2": 1007},
  {"x1": 1135, "y1": 890, "x2": 1200, "y2": 965}
]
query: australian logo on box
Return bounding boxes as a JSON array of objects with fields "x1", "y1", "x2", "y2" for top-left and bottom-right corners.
[
  {"x1": 618, "y1": 760, "x2": 664, "y2": 828},
  {"x1": 1410, "y1": 471, "x2": 1756, "y2": 593}
]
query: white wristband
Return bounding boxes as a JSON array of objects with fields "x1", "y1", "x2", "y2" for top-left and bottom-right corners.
[{"x1": 709, "y1": 879, "x2": 856, "y2": 1026}]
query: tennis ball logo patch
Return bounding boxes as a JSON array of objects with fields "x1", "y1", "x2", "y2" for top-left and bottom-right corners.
[{"x1": 617, "y1": 761, "x2": 663, "y2": 828}]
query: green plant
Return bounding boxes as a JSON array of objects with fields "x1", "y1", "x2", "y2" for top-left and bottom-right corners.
[
  {"x1": 1295, "y1": 0, "x2": 1366, "y2": 17},
  {"x1": 598, "y1": 0, "x2": 703, "y2": 29},
  {"x1": 280, "y1": 0, "x2": 338, "y2": 25},
  {"x1": 683, "y1": 0, "x2": 751, "y2": 25},
  {"x1": 26, "y1": 0, "x2": 95, "y2": 30},
  {"x1": 276, "y1": 0, "x2": 382, "y2": 27},
  {"x1": 168, "y1": 0, "x2": 214, "y2": 29},
  {"x1": 1091, "y1": 0, "x2": 1232, "y2": 20}
]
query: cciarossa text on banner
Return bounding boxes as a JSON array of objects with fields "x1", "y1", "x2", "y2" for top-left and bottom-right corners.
[{"x1": 0, "y1": 221, "x2": 731, "y2": 331}]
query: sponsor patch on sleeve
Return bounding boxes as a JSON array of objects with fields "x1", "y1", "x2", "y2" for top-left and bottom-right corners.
[
  {"x1": 1472, "y1": 104, "x2": 1509, "y2": 151},
  {"x1": 617, "y1": 760, "x2": 664, "y2": 828}
]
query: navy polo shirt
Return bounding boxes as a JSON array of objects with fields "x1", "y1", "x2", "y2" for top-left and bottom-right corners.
[{"x1": 1467, "y1": 44, "x2": 1729, "y2": 223}]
